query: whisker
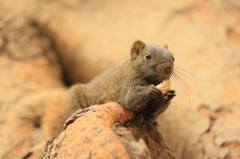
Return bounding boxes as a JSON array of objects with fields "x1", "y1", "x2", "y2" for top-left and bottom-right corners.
[
  {"x1": 172, "y1": 71, "x2": 187, "y2": 89},
  {"x1": 171, "y1": 70, "x2": 191, "y2": 107},
  {"x1": 171, "y1": 72, "x2": 182, "y2": 93},
  {"x1": 173, "y1": 69, "x2": 199, "y2": 91},
  {"x1": 174, "y1": 67, "x2": 197, "y2": 78},
  {"x1": 172, "y1": 72, "x2": 187, "y2": 95}
]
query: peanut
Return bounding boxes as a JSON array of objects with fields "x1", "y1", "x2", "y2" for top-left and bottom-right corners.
[{"x1": 156, "y1": 79, "x2": 171, "y2": 94}]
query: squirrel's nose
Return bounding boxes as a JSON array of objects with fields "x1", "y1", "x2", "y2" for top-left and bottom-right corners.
[{"x1": 164, "y1": 66, "x2": 172, "y2": 74}]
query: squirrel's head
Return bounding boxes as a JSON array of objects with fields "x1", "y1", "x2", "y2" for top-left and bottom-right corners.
[{"x1": 130, "y1": 40, "x2": 174, "y2": 85}]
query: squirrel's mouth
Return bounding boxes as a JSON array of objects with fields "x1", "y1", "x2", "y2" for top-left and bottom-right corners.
[
  {"x1": 153, "y1": 74, "x2": 170, "y2": 86},
  {"x1": 146, "y1": 74, "x2": 171, "y2": 86},
  {"x1": 159, "y1": 75, "x2": 167, "y2": 81},
  {"x1": 151, "y1": 77, "x2": 165, "y2": 86}
]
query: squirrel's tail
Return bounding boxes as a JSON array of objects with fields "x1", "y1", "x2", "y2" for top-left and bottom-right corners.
[{"x1": 6, "y1": 88, "x2": 71, "y2": 138}]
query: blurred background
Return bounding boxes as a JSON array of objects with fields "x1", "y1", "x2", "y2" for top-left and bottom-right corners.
[{"x1": 0, "y1": 0, "x2": 240, "y2": 158}]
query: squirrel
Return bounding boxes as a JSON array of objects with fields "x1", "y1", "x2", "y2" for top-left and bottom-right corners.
[
  {"x1": 69, "y1": 40, "x2": 175, "y2": 120},
  {"x1": 7, "y1": 40, "x2": 175, "y2": 138}
]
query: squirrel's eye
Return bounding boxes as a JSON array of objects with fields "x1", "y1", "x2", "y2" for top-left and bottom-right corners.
[
  {"x1": 145, "y1": 53, "x2": 151, "y2": 60},
  {"x1": 172, "y1": 57, "x2": 175, "y2": 61}
]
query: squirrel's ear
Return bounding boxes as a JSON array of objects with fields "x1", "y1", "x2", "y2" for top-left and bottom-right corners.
[
  {"x1": 130, "y1": 40, "x2": 146, "y2": 59},
  {"x1": 164, "y1": 44, "x2": 168, "y2": 49}
]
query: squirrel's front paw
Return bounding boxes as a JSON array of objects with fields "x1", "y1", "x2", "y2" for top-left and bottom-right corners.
[
  {"x1": 146, "y1": 85, "x2": 163, "y2": 99},
  {"x1": 163, "y1": 89, "x2": 176, "y2": 101}
]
